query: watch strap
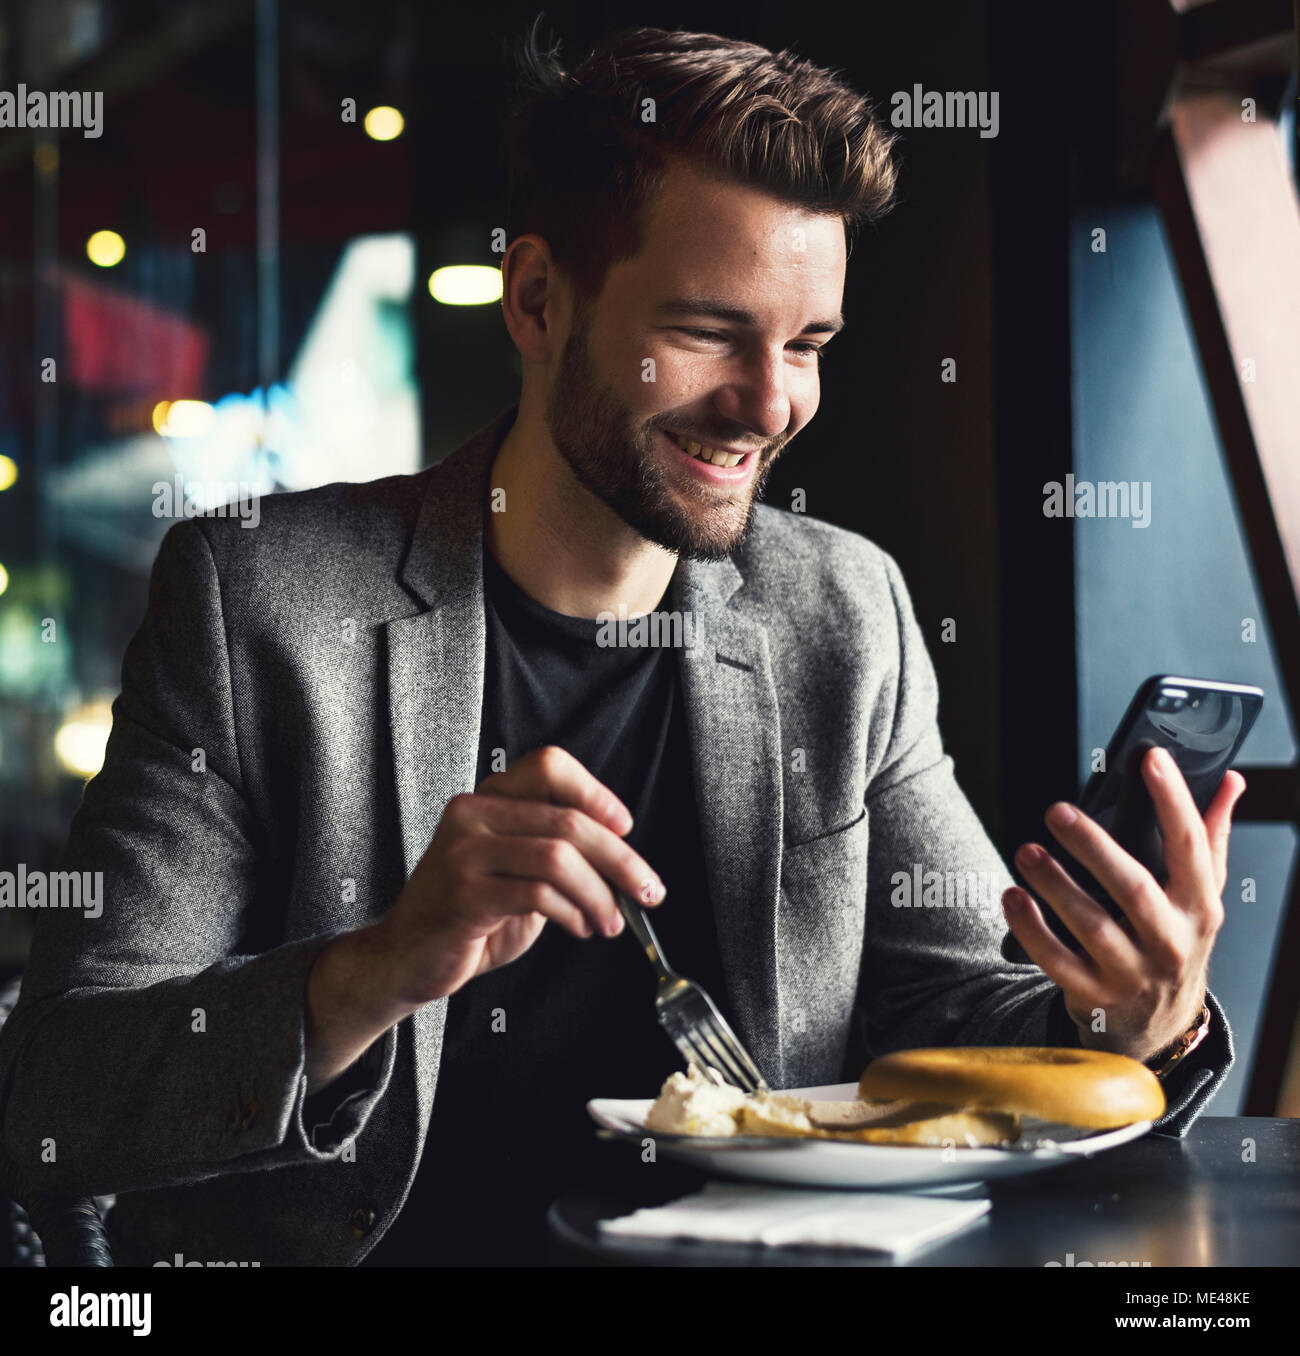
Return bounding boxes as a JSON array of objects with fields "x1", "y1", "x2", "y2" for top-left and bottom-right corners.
[{"x1": 1149, "y1": 1004, "x2": 1212, "y2": 1079}]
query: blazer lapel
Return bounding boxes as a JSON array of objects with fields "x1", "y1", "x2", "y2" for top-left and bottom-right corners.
[
  {"x1": 385, "y1": 407, "x2": 516, "y2": 1133},
  {"x1": 672, "y1": 557, "x2": 786, "y2": 1090}
]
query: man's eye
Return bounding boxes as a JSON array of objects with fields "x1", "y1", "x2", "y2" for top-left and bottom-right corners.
[
  {"x1": 678, "y1": 329, "x2": 825, "y2": 363},
  {"x1": 789, "y1": 343, "x2": 826, "y2": 362}
]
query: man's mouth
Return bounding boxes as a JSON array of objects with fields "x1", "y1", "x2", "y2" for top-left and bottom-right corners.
[{"x1": 662, "y1": 429, "x2": 757, "y2": 469}]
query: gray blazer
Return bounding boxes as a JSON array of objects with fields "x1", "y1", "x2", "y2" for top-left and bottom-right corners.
[{"x1": 0, "y1": 405, "x2": 1232, "y2": 1266}]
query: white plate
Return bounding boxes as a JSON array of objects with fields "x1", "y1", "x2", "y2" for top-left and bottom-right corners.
[{"x1": 588, "y1": 1082, "x2": 1152, "y2": 1191}]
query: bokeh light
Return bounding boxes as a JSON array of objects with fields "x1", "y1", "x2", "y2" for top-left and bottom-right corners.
[
  {"x1": 364, "y1": 106, "x2": 404, "y2": 141},
  {"x1": 427, "y1": 265, "x2": 503, "y2": 306},
  {"x1": 86, "y1": 230, "x2": 126, "y2": 267}
]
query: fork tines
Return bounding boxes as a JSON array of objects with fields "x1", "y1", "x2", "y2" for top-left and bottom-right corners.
[{"x1": 660, "y1": 989, "x2": 768, "y2": 1094}]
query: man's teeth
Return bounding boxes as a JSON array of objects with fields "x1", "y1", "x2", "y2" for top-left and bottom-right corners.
[{"x1": 667, "y1": 432, "x2": 745, "y2": 467}]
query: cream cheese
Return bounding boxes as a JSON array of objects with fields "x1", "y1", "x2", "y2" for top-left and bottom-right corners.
[{"x1": 644, "y1": 1064, "x2": 750, "y2": 1136}]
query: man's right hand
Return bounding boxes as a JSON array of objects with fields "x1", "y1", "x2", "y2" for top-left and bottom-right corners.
[{"x1": 371, "y1": 745, "x2": 666, "y2": 1005}]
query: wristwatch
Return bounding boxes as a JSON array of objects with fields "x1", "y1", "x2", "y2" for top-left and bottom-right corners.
[{"x1": 1147, "y1": 1004, "x2": 1212, "y2": 1079}]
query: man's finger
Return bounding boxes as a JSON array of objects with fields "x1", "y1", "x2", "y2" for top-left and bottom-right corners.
[
  {"x1": 468, "y1": 794, "x2": 665, "y2": 907},
  {"x1": 483, "y1": 835, "x2": 628, "y2": 937},
  {"x1": 490, "y1": 877, "x2": 595, "y2": 940},
  {"x1": 1001, "y1": 888, "x2": 1104, "y2": 1006},
  {"x1": 1141, "y1": 746, "x2": 1216, "y2": 903},
  {"x1": 477, "y1": 744, "x2": 633, "y2": 835},
  {"x1": 1039, "y1": 802, "x2": 1168, "y2": 947},
  {"x1": 1014, "y1": 844, "x2": 1145, "y2": 980},
  {"x1": 1202, "y1": 769, "x2": 1247, "y2": 898}
]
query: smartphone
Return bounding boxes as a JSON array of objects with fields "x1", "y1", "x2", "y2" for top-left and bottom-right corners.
[{"x1": 1003, "y1": 675, "x2": 1263, "y2": 961}]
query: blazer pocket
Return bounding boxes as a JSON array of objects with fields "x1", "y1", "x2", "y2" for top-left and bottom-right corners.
[
  {"x1": 780, "y1": 807, "x2": 869, "y2": 927},
  {"x1": 784, "y1": 804, "x2": 866, "y2": 850}
]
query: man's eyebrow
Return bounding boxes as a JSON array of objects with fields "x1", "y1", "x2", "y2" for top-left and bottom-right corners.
[{"x1": 652, "y1": 297, "x2": 845, "y2": 335}]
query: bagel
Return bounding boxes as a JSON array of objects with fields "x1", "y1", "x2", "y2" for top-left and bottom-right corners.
[{"x1": 858, "y1": 1047, "x2": 1165, "y2": 1129}]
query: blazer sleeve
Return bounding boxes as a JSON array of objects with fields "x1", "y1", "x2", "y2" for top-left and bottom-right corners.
[
  {"x1": 856, "y1": 549, "x2": 1231, "y2": 1136},
  {"x1": 0, "y1": 519, "x2": 397, "y2": 1197}
]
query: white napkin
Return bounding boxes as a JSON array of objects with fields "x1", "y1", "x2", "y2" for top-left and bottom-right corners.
[{"x1": 599, "y1": 1182, "x2": 990, "y2": 1254}]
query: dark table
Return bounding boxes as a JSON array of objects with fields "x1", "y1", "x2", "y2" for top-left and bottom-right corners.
[{"x1": 547, "y1": 1116, "x2": 1300, "y2": 1266}]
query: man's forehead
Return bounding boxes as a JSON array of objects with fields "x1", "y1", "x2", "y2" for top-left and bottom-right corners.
[
  {"x1": 619, "y1": 160, "x2": 846, "y2": 317},
  {"x1": 643, "y1": 158, "x2": 844, "y2": 252}
]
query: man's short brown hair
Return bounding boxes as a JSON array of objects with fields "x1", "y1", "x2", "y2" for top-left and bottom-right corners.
[{"x1": 503, "y1": 19, "x2": 898, "y2": 307}]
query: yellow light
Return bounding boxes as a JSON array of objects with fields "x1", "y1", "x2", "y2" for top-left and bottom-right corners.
[
  {"x1": 151, "y1": 400, "x2": 172, "y2": 433},
  {"x1": 0, "y1": 455, "x2": 16, "y2": 491},
  {"x1": 87, "y1": 230, "x2": 126, "y2": 267},
  {"x1": 364, "y1": 106, "x2": 405, "y2": 141},
  {"x1": 159, "y1": 399, "x2": 215, "y2": 437},
  {"x1": 428, "y1": 265, "x2": 503, "y2": 306},
  {"x1": 0, "y1": 563, "x2": 8, "y2": 596},
  {"x1": 54, "y1": 699, "x2": 115, "y2": 778}
]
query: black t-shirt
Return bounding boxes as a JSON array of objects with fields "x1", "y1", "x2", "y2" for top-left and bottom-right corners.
[{"x1": 360, "y1": 547, "x2": 729, "y2": 1265}]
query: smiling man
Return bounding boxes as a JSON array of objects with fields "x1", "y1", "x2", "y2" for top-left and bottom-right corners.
[{"x1": 0, "y1": 23, "x2": 1238, "y2": 1268}]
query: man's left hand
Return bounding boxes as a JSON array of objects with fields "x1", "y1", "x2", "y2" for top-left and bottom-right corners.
[{"x1": 1001, "y1": 745, "x2": 1246, "y2": 1064}]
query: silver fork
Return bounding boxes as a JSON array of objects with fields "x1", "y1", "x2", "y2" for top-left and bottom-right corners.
[{"x1": 614, "y1": 888, "x2": 769, "y2": 1094}]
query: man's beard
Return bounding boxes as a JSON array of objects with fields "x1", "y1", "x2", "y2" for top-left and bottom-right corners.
[{"x1": 543, "y1": 306, "x2": 781, "y2": 561}]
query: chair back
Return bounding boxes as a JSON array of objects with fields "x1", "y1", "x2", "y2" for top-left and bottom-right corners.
[{"x1": 0, "y1": 973, "x2": 114, "y2": 1266}]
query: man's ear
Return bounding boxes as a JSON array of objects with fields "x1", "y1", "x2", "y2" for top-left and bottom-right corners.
[{"x1": 500, "y1": 234, "x2": 561, "y2": 365}]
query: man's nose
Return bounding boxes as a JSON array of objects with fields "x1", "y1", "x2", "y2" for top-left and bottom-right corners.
[{"x1": 714, "y1": 346, "x2": 792, "y2": 443}]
